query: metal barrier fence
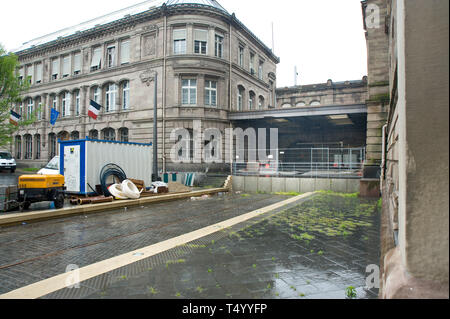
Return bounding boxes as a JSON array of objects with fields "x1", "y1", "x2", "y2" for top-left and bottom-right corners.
[{"x1": 232, "y1": 147, "x2": 365, "y2": 178}]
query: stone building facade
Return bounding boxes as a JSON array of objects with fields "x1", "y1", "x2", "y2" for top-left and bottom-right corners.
[
  {"x1": 365, "y1": 0, "x2": 449, "y2": 298},
  {"x1": 10, "y1": 0, "x2": 279, "y2": 172}
]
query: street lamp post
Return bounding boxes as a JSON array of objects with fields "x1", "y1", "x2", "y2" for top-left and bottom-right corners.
[{"x1": 140, "y1": 70, "x2": 159, "y2": 182}]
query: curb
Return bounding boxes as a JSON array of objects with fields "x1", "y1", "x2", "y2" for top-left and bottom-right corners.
[{"x1": 0, "y1": 188, "x2": 229, "y2": 227}]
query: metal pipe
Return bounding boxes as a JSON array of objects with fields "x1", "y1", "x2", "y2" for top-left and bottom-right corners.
[
  {"x1": 153, "y1": 73, "x2": 158, "y2": 181},
  {"x1": 380, "y1": 124, "x2": 388, "y2": 191},
  {"x1": 162, "y1": 13, "x2": 167, "y2": 173}
]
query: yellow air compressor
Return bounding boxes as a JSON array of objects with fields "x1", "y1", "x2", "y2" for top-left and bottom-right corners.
[{"x1": 18, "y1": 174, "x2": 65, "y2": 211}]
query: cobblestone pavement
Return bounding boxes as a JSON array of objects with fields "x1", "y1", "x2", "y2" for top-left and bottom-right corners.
[
  {"x1": 0, "y1": 192, "x2": 291, "y2": 294},
  {"x1": 44, "y1": 192, "x2": 381, "y2": 299}
]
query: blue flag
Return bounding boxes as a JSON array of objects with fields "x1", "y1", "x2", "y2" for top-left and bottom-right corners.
[{"x1": 50, "y1": 108, "x2": 60, "y2": 125}]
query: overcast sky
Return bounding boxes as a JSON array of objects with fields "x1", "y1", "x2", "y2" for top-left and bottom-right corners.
[{"x1": 0, "y1": 0, "x2": 367, "y2": 87}]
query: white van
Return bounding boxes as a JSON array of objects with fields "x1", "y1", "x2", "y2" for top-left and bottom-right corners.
[
  {"x1": 37, "y1": 156, "x2": 60, "y2": 175},
  {"x1": 0, "y1": 150, "x2": 16, "y2": 173}
]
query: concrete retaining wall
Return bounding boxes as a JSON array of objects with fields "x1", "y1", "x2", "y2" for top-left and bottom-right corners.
[{"x1": 232, "y1": 176, "x2": 360, "y2": 193}]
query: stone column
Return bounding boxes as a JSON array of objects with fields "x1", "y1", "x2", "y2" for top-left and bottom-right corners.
[{"x1": 361, "y1": 0, "x2": 389, "y2": 180}]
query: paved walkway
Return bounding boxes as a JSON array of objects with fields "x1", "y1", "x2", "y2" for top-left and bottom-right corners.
[
  {"x1": 1, "y1": 191, "x2": 380, "y2": 299},
  {"x1": 0, "y1": 193, "x2": 292, "y2": 295}
]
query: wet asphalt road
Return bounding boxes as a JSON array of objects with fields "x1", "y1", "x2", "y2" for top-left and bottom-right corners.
[
  {"x1": 0, "y1": 192, "x2": 292, "y2": 294},
  {"x1": 0, "y1": 189, "x2": 380, "y2": 299},
  {"x1": 0, "y1": 171, "x2": 20, "y2": 186}
]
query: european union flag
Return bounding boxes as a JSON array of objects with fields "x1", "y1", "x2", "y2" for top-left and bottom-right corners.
[{"x1": 50, "y1": 108, "x2": 60, "y2": 125}]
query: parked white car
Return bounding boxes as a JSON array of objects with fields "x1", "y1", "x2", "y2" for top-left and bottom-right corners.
[
  {"x1": 37, "y1": 156, "x2": 60, "y2": 175},
  {"x1": 0, "y1": 150, "x2": 16, "y2": 173}
]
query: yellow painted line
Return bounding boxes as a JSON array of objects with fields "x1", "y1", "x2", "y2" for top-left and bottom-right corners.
[
  {"x1": 0, "y1": 192, "x2": 314, "y2": 299},
  {"x1": 0, "y1": 188, "x2": 229, "y2": 227}
]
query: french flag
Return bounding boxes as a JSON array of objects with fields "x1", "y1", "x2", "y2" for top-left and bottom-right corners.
[
  {"x1": 88, "y1": 100, "x2": 102, "y2": 120},
  {"x1": 9, "y1": 110, "x2": 20, "y2": 126}
]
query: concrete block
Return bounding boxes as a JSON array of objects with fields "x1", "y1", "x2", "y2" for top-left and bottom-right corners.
[
  {"x1": 244, "y1": 176, "x2": 258, "y2": 193},
  {"x1": 232, "y1": 176, "x2": 245, "y2": 191},
  {"x1": 300, "y1": 178, "x2": 315, "y2": 193},
  {"x1": 330, "y1": 179, "x2": 347, "y2": 193},
  {"x1": 347, "y1": 179, "x2": 361, "y2": 193},
  {"x1": 315, "y1": 178, "x2": 331, "y2": 191},
  {"x1": 271, "y1": 178, "x2": 286, "y2": 193},
  {"x1": 285, "y1": 178, "x2": 300, "y2": 193},
  {"x1": 257, "y1": 177, "x2": 272, "y2": 194}
]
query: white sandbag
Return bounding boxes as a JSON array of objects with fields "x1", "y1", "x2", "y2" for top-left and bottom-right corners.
[
  {"x1": 121, "y1": 180, "x2": 141, "y2": 199},
  {"x1": 108, "y1": 184, "x2": 128, "y2": 200}
]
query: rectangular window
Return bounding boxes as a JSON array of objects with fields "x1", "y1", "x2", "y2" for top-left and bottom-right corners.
[
  {"x1": 27, "y1": 98, "x2": 33, "y2": 119},
  {"x1": 250, "y1": 52, "x2": 255, "y2": 75},
  {"x1": 62, "y1": 55, "x2": 71, "y2": 77},
  {"x1": 122, "y1": 81, "x2": 130, "y2": 110},
  {"x1": 120, "y1": 40, "x2": 130, "y2": 64},
  {"x1": 258, "y1": 60, "x2": 264, "y2": 80},
  {"x1": 26, "y1": 65, "x2": 33, "y2": 84},
  {"x1": 35, "y1": 135, "x2": 41, "y2": 160},
  {"x1": 205, "y1": 80, "x2": 217, "y2": 107},
  {"x1": 74, "y1": 52, "x2": 81, "y2": 75},
  {"x1": 35, "y1": 63, "x2": 42, "y2": 84},
  {"x1": 90, "y1": 47, "x2": 102, "y2": 71},
  {"x1": 18, "y1": 67, "x2": 24, "y2": 83},
  {"x1": 194, "y1": 29, "x2": 208, "y2": 55},
  {"x1": 93, "y1": 87, "x2": 100, "y2": 103},
  {"x1": 238, "y1": 91, "x2": 243, "y2": 111},
  {"x1": 215, "y1": 34, "x2": 223, "y2": 58},
  {"x1": 107, "y1": 46, "x2": 116, "y2": 68},
  {"x1": 52, "y1": 96, "x2": 57, "y2": 109},
  {"x1": 52, "y1": 58, "x2": 59, "y2": 80},
  {"x1": 37, "y1": 99, "x2": 42, "y2": 120},
  {"x1": 173, "y1": 29, "x2": 186, "y2": 54},
  {"x1": 106, "y1": 84, "x2": 116, "y2": 112},
  {"x1": 62, "y1": 92, "x2": 71, "y2": 117},
  {"x1": 182, "y1": 79, "x2": 197, "y2": 105},
  {"x1": 75, "y1": 91, "x2": 80, "y2": 116},
  {"x1": 239, "y1": 46, "x2": 244, "y2": 67}
]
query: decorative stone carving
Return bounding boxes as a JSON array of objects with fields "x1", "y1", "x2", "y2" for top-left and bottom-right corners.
[{"x1": 143, "y1": 34, "x2": 156, "y2": 56}]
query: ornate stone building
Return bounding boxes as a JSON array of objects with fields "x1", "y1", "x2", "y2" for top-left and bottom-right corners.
[{"x1": 11, "y1": 0, "x2": 279, "y2": 172}]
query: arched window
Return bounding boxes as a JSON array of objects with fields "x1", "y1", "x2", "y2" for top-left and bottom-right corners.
[
  {"x1": 296, "y1": 101, "x2": 306, "y2": 107},
  {"x1": 89, "y1": 129, "x2": 98, "y2": 140},
  {"x1": 310, "y1": 100, "x2": 321, "y2": 106},
  {"x1": 48, "y1": 133, "x2": 57, "y2": 158},
  {"x1": 15, "y1": 136, "x2": 22, "y2": 159},
  {"x1": 248, "y1": 91, "x2": 255, "y2": 110},
  {"x1": 24, "y1": 135, "x2": 33, "y2": 159},
  {"x1": 281, "y1": 103, "x2": 292, "y2": 108},
  {"x1": 119, "y1": 128, "x2": 129, "y2": 142},
  {"x1": 258, "y1": 96, "x2": 265, "y2": 110},
  {"x1": 102, "y1": 128, "x2": 115, "y2": 141},
  {"x1": 57, "y1": 131, "x2": 70, "y2": 142},
  {"x1": 237, "y1": 85, "x2": 245, "y2": 111},
  {"x1": 34, "y1": 134, "x2": 41, "y2": 160},
  {"x1": 122, "y1": 81, "x2": 130, "y2": 110},
  {"x1": 71, "y1": 131, "x2": 80, "y2": 140},
  {"x1": 92, "y1": 86, "x2": 100, "y2": 103}
]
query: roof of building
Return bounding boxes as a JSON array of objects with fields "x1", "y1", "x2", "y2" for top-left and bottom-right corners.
[
  {"x1": 276, "y1": 78, "x2": 368, "y2": 94},
  {"x1": 13, "y1": 0, "x2": 228, "y2": 53}
]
